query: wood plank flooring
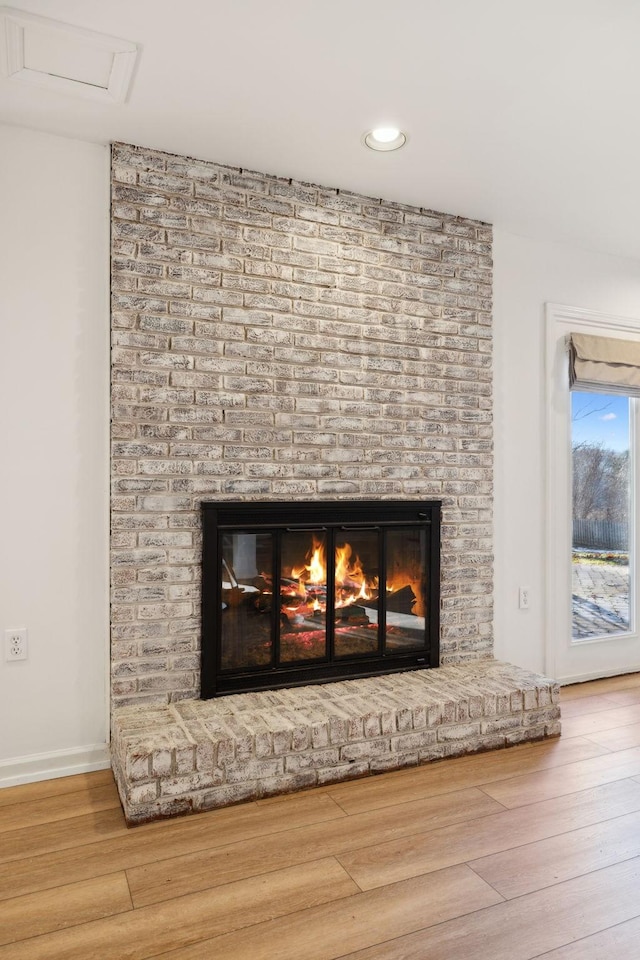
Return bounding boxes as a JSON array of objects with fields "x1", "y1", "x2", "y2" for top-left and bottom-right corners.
[{"x1": 3, "y1": 674, "x2": 640, "y2": 959}]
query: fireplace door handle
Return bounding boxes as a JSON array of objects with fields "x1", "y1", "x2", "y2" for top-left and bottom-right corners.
[
  {"x1": 339, "y1": 525, "x2": 380, "y2": 531},
  {"x1": 285, "y1": 526, "x2": 327, "y2": 532}
]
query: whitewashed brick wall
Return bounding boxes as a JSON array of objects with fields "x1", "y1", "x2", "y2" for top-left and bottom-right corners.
[{"x1": 110, "y1": 142, "x2": 493, "y2": 708}]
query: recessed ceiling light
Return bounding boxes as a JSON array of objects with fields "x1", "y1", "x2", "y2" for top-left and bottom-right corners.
[{"x1": 363, "y1": 127, "x2": 407, "y2": 152}]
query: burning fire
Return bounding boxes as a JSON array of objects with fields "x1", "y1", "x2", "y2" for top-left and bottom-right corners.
[
  {"x1": 386, "y1": 567, "x2": 425, "y2": 617},
  {"x1": 290, "y1": 537, "x2": 378, "y2": 611},
  {"x1": 292, "y1": 537, "x2": 326, "y2": 586},
  {"x1": 335, "y1": 542, "x2": 376, "y2": 606}
]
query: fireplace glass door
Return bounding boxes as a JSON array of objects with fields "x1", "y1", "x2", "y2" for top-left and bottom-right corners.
[{"x1": 202, "y1": 501, "x2": 440, "y2": 696}]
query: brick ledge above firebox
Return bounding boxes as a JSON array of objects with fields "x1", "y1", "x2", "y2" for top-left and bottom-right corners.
[{"x1": 110, "y1": 660, "x2": 560, "y2": 825}]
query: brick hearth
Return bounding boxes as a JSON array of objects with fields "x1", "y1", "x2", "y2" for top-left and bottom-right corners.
[{"x1": 111, "y1": 661, "x2": 560, "y2": 825}]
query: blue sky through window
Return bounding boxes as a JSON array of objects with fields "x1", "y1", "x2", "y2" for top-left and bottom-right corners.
[{"x1": 571, "y1": 391, "x2": 630, "y2": 453}]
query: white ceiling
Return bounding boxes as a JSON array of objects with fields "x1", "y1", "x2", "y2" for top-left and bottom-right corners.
[{"x1": 2, "y1": 0, "x2": 640, "y2": 261}]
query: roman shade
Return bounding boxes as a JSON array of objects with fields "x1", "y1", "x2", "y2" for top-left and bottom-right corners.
[{"x1": 568, "y1": 332, "x2": 640, "y2": 396}]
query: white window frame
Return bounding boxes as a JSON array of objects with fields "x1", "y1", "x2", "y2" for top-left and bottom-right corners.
[{"x1": 545, "y1": 303, "x2": 640, "y2": 683}]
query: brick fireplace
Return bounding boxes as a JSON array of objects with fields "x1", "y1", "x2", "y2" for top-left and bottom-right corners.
[{"x1": 109, "y1": 142, "x2": 559, "y2": 823}]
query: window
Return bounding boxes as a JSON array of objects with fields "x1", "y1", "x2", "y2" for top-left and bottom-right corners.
[
  {"x1": 571, "y1": 391, "x2": 631, "y2": 640},
  {"x1": 545, "y1": 304, "x2": 640, "y2": 683}
]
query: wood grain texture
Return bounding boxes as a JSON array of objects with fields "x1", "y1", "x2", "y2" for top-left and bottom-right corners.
[
  {"x1": 2, "y1": 675, "x2": 640, "y2": 960},
  {"x1": 0, "y1": 782, "x2": 120, "y2": 834},
  {"x1": 559, "y1": 694, "x2": 624, "y2": 717},
  {"x1": 596, "y1": 687, "x2": 640, "y2": 706},
  {"x1": 127, "y1": 786, "x2": 502, "y2": 907},
  {"x1": 559, "y1": 673, "x2": 640, "y2": 700},
  {"x1": 0, "y1": 770, "x2": 114, "y2": 808},
  {"x1": 337, "y1": 778, "x2": 640, "y2": 890},
  {"x1": 0, "y1": 807, "x2": 130, "y2": 864},
  {"x1": 584, "y1": 719, "x2": 640, "y2": 751},
  {"x1": 527, "y1": 914, "x2": 640, "y2": 959},
  {"x1": 470, "y1": 807, "x2": 640, "y2": 898},
  {"x1": 0, "y1": 873, "x2": 132, "y2": 946},
  {"x1": 334, "y1": 858, "x2": 640, "y2": 960},
  {"x1": 146, "y1": 865, "x2": 503, "y2": 960},
  {"x1": 560, "y1": 703, "x2": 640, "y2": 739},
  {"x1": 480, "y1": 744, "x2": 640, "y2": 807},
  {"x1": 324, "y1": 735, "x2": 608, "y2": 816},
  {"x1": 0, "y1": 790, "x2": 345, "y2": 902},
  {"x1": 0, "y1": 858, "x2": 357, "y2": 960}
]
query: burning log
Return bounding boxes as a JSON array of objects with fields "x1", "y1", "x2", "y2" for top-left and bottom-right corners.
[
  {"x1": 367, "y1": 584, "x2": 417, "y2": 615},
  {"x1": 336, "y1": 605, "x2": 369, "y2": 626},
  {"x1": 386, "y1": 585, "x2": 417, "y2": 614}
]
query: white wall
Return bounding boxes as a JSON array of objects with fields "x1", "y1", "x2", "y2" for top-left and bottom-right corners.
[
  {"x1": 493, "y1": 228, "x2": 640, "y2": 677},
  {"x1": 0, "y1": 125, "x2": 110, "y2": 785}
]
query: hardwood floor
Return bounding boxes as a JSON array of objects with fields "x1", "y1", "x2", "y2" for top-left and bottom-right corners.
[{"x1": 3, "y1": 675, "x2": 640, "y2": 959}]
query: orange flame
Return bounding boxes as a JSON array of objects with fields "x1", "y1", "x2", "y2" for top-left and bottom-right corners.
[
  {"x1": 291, "y1": 537, "x2": 326, "y2": 585},
  {"x1": 334, "y1": 543, "x2": 353, "y2": 586},
  {"x1": 289, "y1": 536, "x2": 380, "y2": 611},
  {"x1": 335, "y1": 542, "x2": 376, "y2": 607}
]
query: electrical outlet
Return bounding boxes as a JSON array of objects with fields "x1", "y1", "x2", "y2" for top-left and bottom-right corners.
[
  {"x1": 519, "y1": 587, "x2": 531, "y2": 610},
  {"x1": 5, "y1": 628, "x2": 28, "y2": 661}
]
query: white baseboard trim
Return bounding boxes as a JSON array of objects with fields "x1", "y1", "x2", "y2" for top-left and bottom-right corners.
[{"x1": 0, "y1": 743, "x2": 111, "y2": 789}]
